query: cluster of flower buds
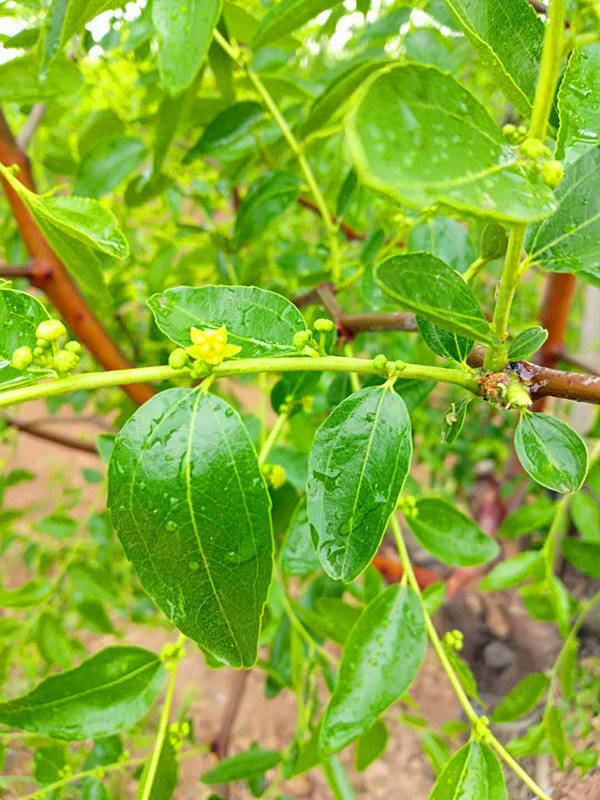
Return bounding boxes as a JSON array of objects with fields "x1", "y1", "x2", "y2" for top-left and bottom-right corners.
[
  {"x1": 161, "y1": 638, "x2": 186, "y2": 671},
  {"x1": 397, "y1": 494, "x2": 417, "y2": 519},
  {"x1": 168, "y1": 325, "x2": 242, "y2": 378},
  {"x1": 168, "y1": 720, "x2": 191, "y2": 752},
  {"x1": 443, "y1": 629, "x2": 464, "y2": 652},
  {"x1": 11, "y1": 320, "x2": 82, "y2": 378},
  {"x1": 261, "y1": 463, "x2": 286, "y2": 489},
  {"x1": 473, "y1": 714, "x2": 493, "y2": 744},
  {"x1": 516, "y1": 134, "x2": 564, "y2": 189}
]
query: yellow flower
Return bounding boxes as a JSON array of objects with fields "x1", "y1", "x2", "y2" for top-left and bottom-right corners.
[{"x1": 186, "y1": 325, "x2": 241, "y2": 366}]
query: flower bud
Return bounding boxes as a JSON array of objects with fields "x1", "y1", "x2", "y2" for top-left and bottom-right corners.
[
  {"x1": 314, "y1": 318, "x2": 335, "y2": 334},
  {"x1": 520, "y1": 137, "x2": 551, "y2": 160},
  {"x1": 168, "y1": 348, "x2": 189, "y2": 370},
  {"x1": 505, "y1": 382, "x2": 532, "y2": 409},
  {"x1": 293, "y1": 330, "x2": 312, "y2": 350},
  {"x1": 540, "y1": 160, "x2": 564, "y2": 189},
  {"x1": 372, "y1": 354, "x2": 387, "y2": 370},
  {"x1": 64, "y1": 340, "x2": 82, "y2": 354},
  {"x1": 36, "y1": 319, "x2": 67, "y2": 342},
  {"x1": 11, "y1": 345, "x2": 33, "y2": 371},
  {"x1": 52, "y1": 350, "x2": 79, "y2": 375}
]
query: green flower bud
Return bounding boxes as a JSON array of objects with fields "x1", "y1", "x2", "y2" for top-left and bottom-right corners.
[
  {"x1": 505, "y1": 382, "x2": 532, "y2": 409},
  {"x1": 36, "y1": 319, "x2": 67, "y2": 342},
  {"x1": 395, "y1": 360, "x2": 407, "y2": 372},
  {"x1": 52, "y1": 350, "x2": 79, "y2": 375},
  {"x1": 540, "y1": 160, "x2": 564, "y2": 189},
  {"x1": 520, "y1": 137, "x2": 551, "y2": 160},
  {"x1": 33, "y1": 347, "x2": 45, "y2": 358},
  {"x1": 11, "y1": 345, "x2": 33, "y2": 371},
  {"x1": 168, "y1": 348, "x2": 189, "y2": 369},
  {"x1": 314, "y1": 318, "x2": 335, "y2": 334},
  {"x1": 36, "y1": 338, "x2": 51, "y2": 350},
  {"x1": 372, "y1": 354, "x2": 387, "y2": 370},
  {"x1": 293, "y1": 330, "x2": 312, "y2": 350},
  {"x1": 64, "y1": 340, "x2": 82, "y2": 354}
]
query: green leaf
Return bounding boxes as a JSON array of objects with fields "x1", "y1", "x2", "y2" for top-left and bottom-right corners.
[
  {"x1": 442, "y1": 396, "x2": 472, "y2": 444},
  {"x1": 336, "y1": 168, "x2": 358, "y2": 219},
  {"x1": 404, "y1": 497, "x2": 499, "y2": 567},
  {"x1": 422, "y1": 732, "x2": 451, "y2": 775},
  {"x1": 271, "y1": 371, "x2": 320, "y2": 414},
  {"x1": 294, "y1": 597, "x2": 361, "y2": 646},
  {"x1": 491, "y1": 673, "x2": 549, "y2": 723},
  {"x1": 252, "y1": 0, "x2": 343, "y2": 50},
  {"x1": 545, "y1": 706, "x2": 567, "y2": 768},
  {"x1": 153, "y1": 0, "x2": 222, "y2": 95},
  {"x1": 354, "y1": 719, "x2": 388, "y2": 772},
  {"x1": 301, "y1": 59, "x2": 387, "y2": 138},
  {"x1": 279, "y1": 497, "x2": 321, "y2": 576},
  {"x1": 561, "y1": 537, "x2": 600, "y2": 579},
  {"x1": 136, "y1": 738, "x2": 177, "y2": 800},
  {"x1": 200, "y1": 746, "x2": 281, "y2": 784},
  {"x1": 307, "y1": 385, "x2": 412, "y2": 582},
  {"x1": 0, "y1": 53, "x2": 81, "y2": 103},
  {"x1": 234, "y1": 171, "x2": 300, "y2": 246},
  {"x1": 515, "y1": 412, "x2": 589, "y2": 493},
  {"x1": 60, "y1": 0, "x2": 125, "y2": 46},
  {"x1": 408, "y1": 217, "x2": 476, "y2": 274},
  {"x1": 322, "y1": 755, "x2": 355, "y2": 800},
  {"x1": 480, "y1": 222, "x2": 509, "y2": 261},
  {"x1": 0, "y1": 579, "x2": 52, "y2": 608},
  {"x1": 36, "y1": 611, "x2": 72, "y2": 669},
  {"x1": 497, "y1": 498, "x2": 555, "y2": 539},
  {"x1": 375, "y1": 253, "x2": 493, "y2": 343},
  {"x1": 444, "y1": 0, "x2": 543, "y2": 117},
  {"x1": 526, "y1": 148, "x2": 600, "y2": 287},
  {"x1": 0, "y1": 167, "x2": 128, "y2": 304},
  {"x1": 430, "y1": 740, "x2": 507, "y2": 800},
  {"x1": 108, "y1": 389, "x2": 273, "y2": 668},
  {"x1": 148, "y1": 285, "x2": 308, "y2": 358},
  {"x1": 186, "y1": 101, "x2": 264, "y2": 161},
  {"x1": 0, "y1": 288, "x2": 51, "y2": 390},
  {"x1": 479, "y1": 551, "x2": 542, "y2": 591},
  {"x1": 417, "y1": 317, "x2": 473, "y2": 362},
  {"x1": 347, "y1": 64, "x2": 555, "y2": 223},
  {"x1": 0, "y1": 646, "x2": 165, "y2": 740},
  {"x1": 507, "y1": 326, "x2": 548, "y2": 360},
  {"x1": 74, "y1": 137, "x2": 147, "y2": 198},
  {"x1": 571, "y1": 492, "x2": 600, "y2": 543},
  {"x1": 320, "y1": 585, "x2": 426, "y2": 753},
  {"x1": 556, "y1": 44, "x2": 600, "y2": 162}
]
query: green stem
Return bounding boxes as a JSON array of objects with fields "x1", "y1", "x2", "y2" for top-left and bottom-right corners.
[
  {"x1": 391, "y1": 516, "x2": 552, "y2": 800},
  {"x1": 213, "y1": 29, "x2": 341, "y2": 283},
  {"x1": 0, "y1": 357, "x2": 479, "y2": 410},
  {"x1": 140, "y1": 634, "x2": 186, "y2": 800},
  {"x1": 258, "y1": 411, "x2": 288, "y2": 467},
  {"x1": 484, "y1": 0, "x2": 565, "y2": 371},
  {"x1": 484, "y1": 225, "x2": 527, "y2": 370},
  {"x1": 462, "y1": 256, "x2": 487, "y2": 283},
  {"x1": 278, "y1": 572, "x2": 340, "y2": 667}
]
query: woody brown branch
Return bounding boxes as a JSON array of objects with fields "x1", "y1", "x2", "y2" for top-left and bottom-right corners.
[
  {"x1": 2, "y1": 414, "x2": 98, "y2": 453},
  {"x1": 0, "y1": 109, "x2": 154, "y2": 407}
]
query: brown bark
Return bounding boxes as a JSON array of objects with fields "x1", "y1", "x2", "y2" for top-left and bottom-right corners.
[{"x1": 0, "y1": 110, "x2": 153, "y2": 406}]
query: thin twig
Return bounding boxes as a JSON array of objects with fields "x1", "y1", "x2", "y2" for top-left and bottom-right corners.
[
  {"x1": 16, "y1": 103, "x2": 46, "y2": 150},
  {"x1": 0, "y1": 263, "x2": 34, "y2": 280},
  {"x1": 2, "y1": 415, "x2": 98, "y2": 453}
]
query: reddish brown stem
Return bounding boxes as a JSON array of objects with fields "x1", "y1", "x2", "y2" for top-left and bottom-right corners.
[
  {"x1": 2, "y1": 415, "x2": 98, "y2": 453},
  {"x1": 297, "y1": 195, "x2": 365, "y2": 242},
  {"x1": 0, "y1": 110, "x2": 153, "y2": 407}
]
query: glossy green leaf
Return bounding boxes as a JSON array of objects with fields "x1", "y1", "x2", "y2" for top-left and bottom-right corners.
[
  {"x1": 74, "y1": 137, "x2": 147, "y2": 198},
  {"x1": 442, "y1": 396, "x2": 472, "y2": 444},
  {"x1": 60, "y1": 0, "x2": 125, "y2": 45},
  {"x1": 279, "y1": 497, "x2": 321, "y2": 576},
  {"x1": 0, "y1": 646, "x2": 165, "y2": 740},
  {"x1": 408, "y1": 217, "x2": 476, "y2": 274},
  {"x1": 507, "y1": 326, "x2": 548, "y2": 360},
  {"x1": 320, "y1": 584, "x2": 426, "y2": 753},
  {"x1": 153, "y1": 0, "x2": 222, "y2": 94},
  {"x1": 0, "y1": 167, "x2": 128, "y2": 304},
  {"x1": 479, "y1": 551, "x2": 542, "y2": 591},
  {"x1": 491, "y1": 673, "x2": 549, "y2": 723},
  {"x1": 234, "y1": 171, "x2": 300, "y2": 246},
  {"x1": 108, "y1": 389, "x2": 273, "y2": 668},
  {"x1": 0, "y1": 288, "x2": 51, "y2": 390},
  {"x1": 545, "y1": 706, "x2": 567, "y2": 768},
  {"x1": 148, "y1": 285, "x2": 308, "y2": 358},
  {"x1": 444, "y1": 0, "x2": 543, "y2": 117},
  {"x1": 430, "y1": 740, "x2": 507, "y2": 800},
  {"x1": 497, "y1": 498, "x2": 555, "y2": 539},
  {"x1": 526, "y1": 148, "x2": 600, "y2": 287},
  {"x1": 186, "y1": 101, "x2": 263, "y2": 160},
  {"x1": 301, "y1": 59, "x2": 386, "y2": 138},
  {"x1": 556, "y1": 44, "x2": 600, "y2": 162},
  {"x1": 0, "y1": 579, "x2": 51, "y2": 608},
  {"x1": 0, "y1": 53, "x2": 81, "y2": 103},
  {"x1": 515, "y1": 412, "x2": 589, "y2": 493},
  {"x1": 136, "y1": 739, "x2": 177, "y2": 800},
  {"x1": 561, "y1": 537, "x2": 600, "y2": 579},
  {"x1": 307, "y1": 385, "x2": 412, "y2": 582},
  {"x1": 417, "y1": 317, "x2": 473, "y2": 362},
  {"x1": 354, "y1": 719, "x2": 388, "y2": 772},
  {"x1": 480, "y1": 222, "x2": 509, "y2": 261},
  {"x1": 347, "y1": 64, "x2": 555, "y2": 223},
  {"x1": 201, "y1": 746, "x2": 281, "y2": 784},
  {"x1": 375, "y1": 254, "x2": 493, "y2": 343},
  {"x1": 571, "y1": 491, "x2": 600, "y2": 543},
  {"x1": 404, "y1": 497, "x2": 499, "y2": 567},
  {"x1": 294, "y1": 597, "x2": 361, "y2": 645},
  {"x1": 252, "y1": 0, "x2": 342, "y2": 50}
]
